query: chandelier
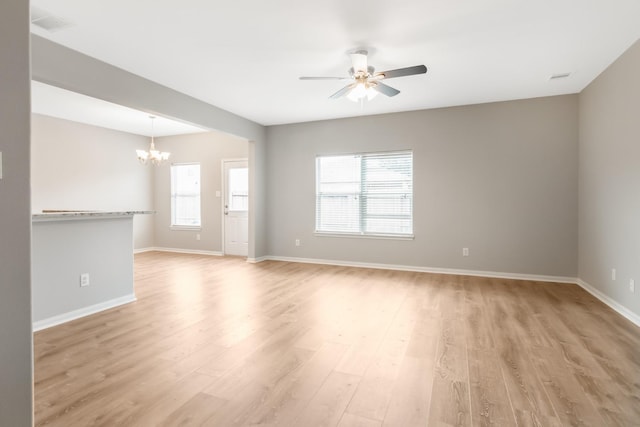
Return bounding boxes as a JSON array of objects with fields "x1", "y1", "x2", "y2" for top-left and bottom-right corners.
[{"x1": 136, "y1": 116, "x2": 170, "y2": 165}]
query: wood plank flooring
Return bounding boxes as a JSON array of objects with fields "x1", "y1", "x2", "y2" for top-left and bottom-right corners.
[{"x1": 34, "y1": 252, "x2": 640, "y2": 426}]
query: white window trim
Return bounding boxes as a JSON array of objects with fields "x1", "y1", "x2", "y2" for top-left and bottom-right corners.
[
  {"x1": 314, "y1": 231, "x2": 414, "y2": 241},
  {"x1": 169, "y1": 225, "x2": 202, "y2": 231}
]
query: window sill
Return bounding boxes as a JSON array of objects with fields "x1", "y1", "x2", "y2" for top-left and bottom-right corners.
[
  {"x1": 314, "y1": 231, "x2": 414, "y2": 241},
  {"x1": 170, "y1": 225, "x2": 202, "y2": 231}
]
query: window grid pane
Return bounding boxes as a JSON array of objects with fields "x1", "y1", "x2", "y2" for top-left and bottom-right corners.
[
  {"x1": 316, "y1": 151, "x2": 413, "y2": 236},
  {"x1": 171, "y1": 164, "x2": 201, "y2": 226},
  {"x1": 229, "y1": 168, "x2": 249, "y2": 211}
]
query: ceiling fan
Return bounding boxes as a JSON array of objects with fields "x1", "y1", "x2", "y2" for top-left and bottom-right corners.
[{"x1": 300, "y1": 50, "x2": 427, "y2": 102}]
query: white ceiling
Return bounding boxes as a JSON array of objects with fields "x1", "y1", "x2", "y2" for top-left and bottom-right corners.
[{"x1": 31, "y1": 0, "x2": 640, "y2": 127}]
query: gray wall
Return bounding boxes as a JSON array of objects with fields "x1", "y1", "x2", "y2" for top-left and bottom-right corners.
[
  {"x1": 31, "y1": 35, "x2": 268, "y2": 260},
  {"x1": 153, "y1": 132, "x2": 248, "y2": 252},
  {"x1": 251, "y1": 139, "x2": 268, "y2": 260},
  {"x1": 32, "y1": 217, "x2": 135, "y2": 325},
  {"x1": 0, "y1": 0, "x2": 33, "y2": 425},
  {"x1": 579, "y1": 39, "x2": 640, "y2": 317},
  {"x1": 32, "y1": 114, "x2": 155, "y2": 249},
  {"x1": 267, "y1": 95, "x2": 579, "y2": 277}
]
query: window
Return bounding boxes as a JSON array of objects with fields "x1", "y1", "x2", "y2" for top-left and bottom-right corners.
[
  {"x1": 316, "y1": 150, "x2": 413, "y2": 237},
  {"x1": 228, "y1": 167, "x2": 249, "y2": 211},
  {"x1": 171, "y1": 163, "x2": 201, "y2": 228}
]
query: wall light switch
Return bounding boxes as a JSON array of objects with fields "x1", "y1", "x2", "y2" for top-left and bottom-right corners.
[
  {"x1": 630, "y1": 279, "x2": 635, "y2": 293},
  {"x1": 215, "y1": 190, "x2": 221, "y2": 198}
]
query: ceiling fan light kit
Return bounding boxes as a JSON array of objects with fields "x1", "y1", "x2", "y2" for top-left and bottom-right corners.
[
  {"x1": 300, "y1": 49, "x2": 427, "y2": 102},
  {"x1": 347, "y1": 82, "x2": 379, "y2": 102}
]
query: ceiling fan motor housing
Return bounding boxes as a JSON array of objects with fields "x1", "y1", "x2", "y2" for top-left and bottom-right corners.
[{"x1": 348, "y1": 65, "x2": 375, "y2": 78}]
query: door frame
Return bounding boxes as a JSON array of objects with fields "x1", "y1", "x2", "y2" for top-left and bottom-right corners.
[{"x1": 221, "y1": 158, "x2": 249, "y2": 256}]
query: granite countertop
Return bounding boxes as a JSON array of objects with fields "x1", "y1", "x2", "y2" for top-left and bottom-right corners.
[{"x1": 32, "y1": 210, "x2": 155, "y2": 221}]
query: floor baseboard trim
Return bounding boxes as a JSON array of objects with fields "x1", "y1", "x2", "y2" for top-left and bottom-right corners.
[
  {"x1": 576, "y1": 279, "x2": 640, "y2": 327},
  {"x1": 143, "y1": 247, "x2": 223, "y2": 257},
  {"x1": 264, "y1": 255, "x2": 639, "y2": 327},
  {"x1": 136, "y1": 251, "x2": 639, "y2": 328},
  {"x1": 264, "y1": 255, "x2": 577, "y2": 284},
  {"x1": 133, "y1": 247, "x2": 155, "y2": 254},
  {"x1": 33, "y1": 293, "x2": 137, "y2": 332}
]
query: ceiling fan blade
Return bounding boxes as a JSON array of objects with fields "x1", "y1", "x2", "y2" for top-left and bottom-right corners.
[
  {"x1": 373, "y1": 82, "x2": 400, "y2": 97},
  {"x1": 375, "y1": 65, "x2": 427, "y2": 79},
  {"x1": 350, "y1": 51, "x2": 368, "y2": 74},
  {"x1": 299, "y1": 76, "x2": 350, "y2": 80},
  {"x1": 329, "y1": 83, "x2": 356, "y2": 99}
]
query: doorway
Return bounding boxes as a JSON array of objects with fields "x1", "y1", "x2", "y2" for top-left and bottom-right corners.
[{"x1": 222, "y1": 159, "x2": 249, "y2": 256}]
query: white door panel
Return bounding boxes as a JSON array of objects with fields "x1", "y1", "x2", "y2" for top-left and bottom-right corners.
[{"x1": 223, "y1": 160, "x2": 248, "y2": 256}]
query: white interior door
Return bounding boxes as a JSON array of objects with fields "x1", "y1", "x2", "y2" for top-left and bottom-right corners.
[{"x1": 223, "y1": 160, "x2": 248, "y2": 256}]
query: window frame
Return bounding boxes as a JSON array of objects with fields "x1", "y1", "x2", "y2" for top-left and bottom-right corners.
[
  {"x1": 170, "y1": 162, "x2": 202, "y2": 230},
  {"x1": 314, "y1": 150, "x2": 414, "y2": 240}
]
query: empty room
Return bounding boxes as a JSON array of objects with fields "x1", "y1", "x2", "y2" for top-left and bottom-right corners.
[{"x1": 1, "y1": 1, "x2": 640, "y2": 426}]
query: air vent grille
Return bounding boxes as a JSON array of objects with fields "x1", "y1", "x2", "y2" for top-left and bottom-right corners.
[
  {"x1": 550, "y1": 72, "x2": 571, "y2": 80},
  {"x1": 31, "y1": 6, "x2": 74, "y2": 32}
]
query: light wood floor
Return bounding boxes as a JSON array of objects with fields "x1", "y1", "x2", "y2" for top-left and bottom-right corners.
[{"x1": 34, "y1": 252, "x2": 640, "y2": 426}]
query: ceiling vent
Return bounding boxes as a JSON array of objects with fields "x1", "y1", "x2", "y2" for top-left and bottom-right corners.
[
  {"x1": 31, "y1": 6, "x2": 74, "y2": 32},
  {"x1": 549, "y1": 72, "x2": 571, "y2": 80}
]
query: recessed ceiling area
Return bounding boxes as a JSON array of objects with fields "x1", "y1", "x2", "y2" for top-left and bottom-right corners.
[
  {"x1": 30, "y1": 0, "x2": 640, "y2": 126},
  {"x1": 31, "y1": 81, "x2": 209, "y2": 137}
]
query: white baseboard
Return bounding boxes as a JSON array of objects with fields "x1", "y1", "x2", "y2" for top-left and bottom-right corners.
[
  {"x1": 138, "y1": 247, "x2": 223, "y2": 257},
  {"x1": 266, "y1": 256, "x2": 639, "y2": 327},
  {"x1": 265, "y1": 255, "x2": 577, "y2": 284},
  {"x1": 139, "y1": 251, "x2": 640, "y2": 328},
  {"x1": 133, "y1": 247, "x2": 155, "y2": 254},
  {"x1": 33, "y1": 293, "x2": 137, "y2": 332},
  {"x1": 576, "y1": 279, "x2": 640, "y2": 327}
]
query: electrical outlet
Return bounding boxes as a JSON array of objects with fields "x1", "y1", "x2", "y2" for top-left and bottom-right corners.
[
  {"x1": 196, "y1": 234, "x2": 201, "y2": 241},
  {"x1": 612, "y1": 269, "x2": 616, "y2": 281},
  {"x1": 295, "y1": 239, "x2": 300, "y2": 247},
  {"x1": 462, "y1": 248, "x2": 469, "y2": 257},
  {"x1": 630, "y1": 279, "x2": 635, "y2": 293},
  {"x1": 80, "y1": 273, "x2": 90, "y2": 287}
]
